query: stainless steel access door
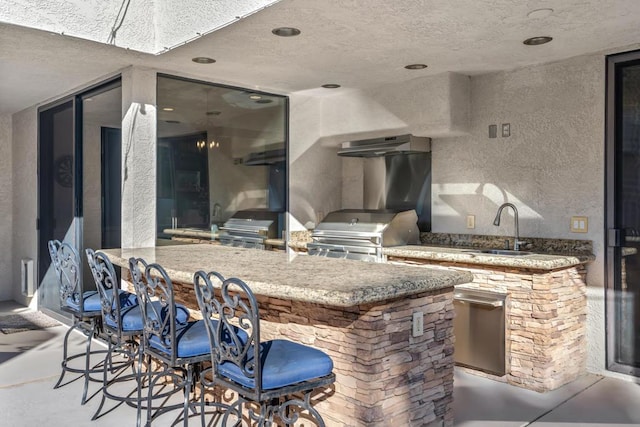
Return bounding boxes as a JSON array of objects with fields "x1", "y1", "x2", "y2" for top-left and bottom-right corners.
[{"x1": 453, "y1": 289, "x2": 507, "y2": 376}]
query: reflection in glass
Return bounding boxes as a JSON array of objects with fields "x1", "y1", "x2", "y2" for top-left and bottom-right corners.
[
  {"x1": 38, "y1": 100, "x2": 75, "y2": 316},
  {"x1": 156, "y1": 76, "x2": 287, "y2": 242},
  {"x1": 614, "y1": 63, "x2": 640, "y2": 368}
]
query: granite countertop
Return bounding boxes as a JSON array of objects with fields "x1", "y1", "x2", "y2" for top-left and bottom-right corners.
[
  {"x1": 264, "y1": 238, "x2": 285, "y2": 247},
  {"x1": 163, "y1": 228, "x2": 218, "y2": 239},
  {"x1": 163, "y1": 229, "x2": 285, "y2": 248},
  {"x1": 102, "y1": 244, "x2": 472, "y2": 307},
  {"x1": 288, "y1": 231, "x2": 596, "y2": 271},
  {"x1": 384, "y1": 245, "x2": 595, "y2": 270}
]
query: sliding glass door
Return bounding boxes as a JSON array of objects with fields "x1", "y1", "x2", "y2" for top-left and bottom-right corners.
[
  {"x1": 606, "y1": 50, "x2": 640, "y2": 375},
  {"x1": 38, "y1": 79, "x2": 122, "y2": 317},
  {"x1": 38, "y1": 100, "x2": 76, "y2": 316}
]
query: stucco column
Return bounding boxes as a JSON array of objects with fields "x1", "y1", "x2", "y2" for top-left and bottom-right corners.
[
  {"x1": 121, "y1": 67, "x2": 157, "y2": 248},
  {"x1": 0, "y1": 113, "x2": 13, "y2": 301}
]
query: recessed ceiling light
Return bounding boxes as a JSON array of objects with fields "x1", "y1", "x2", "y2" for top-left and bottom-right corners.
[
  {"x1": 523, "y1": 36, "x2": 553, "y2": 46},
  {"x1": 321, "y1": 84, "x2": 341, "y2": 89},
  {"x1": 162, "y1": 107, "x2": 174, "y2": 112},
  {"x1": 192, "y1": 57, "x2": 216, "y2": 64},
  {"x1": 256, "y1": 99, "x2": 273, "y2": 104},
  {"x1": 249, "y1": 95, "x2": 262, "y2": 100},
  {"x1": 527, "y1": 8, "x2": 553, "y2": 19},
  {"x1": 405, "y1": 64, "x2": 428, "y2": 70},
  {"x1": 272, "y1": 27, "x2": 301, "y2": 37}
]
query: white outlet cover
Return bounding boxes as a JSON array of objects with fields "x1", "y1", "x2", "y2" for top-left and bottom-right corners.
[
  {"x1": 412, "y1": 311, "x2": 424, "y2": 337},
  {"x1": 466, "y1": 215, "x2": 475, "y2": 229}
]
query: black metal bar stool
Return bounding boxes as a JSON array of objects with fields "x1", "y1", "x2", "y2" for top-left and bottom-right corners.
[
  {"x1": 48, "y1": 239, "x2": 107, "y2": 405},
  {"x1": 193, "y1": 270, "x2": 336, "y2": 426},
  {"x1": 85, "y1": 248, "x2": 143, "y2": 422},
  {"x1": 129, "y1": 257, "x2": 213, "y2": 427}
]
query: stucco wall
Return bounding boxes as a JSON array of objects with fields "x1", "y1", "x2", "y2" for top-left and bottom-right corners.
[
  {"x1": 11, "y1": 106, "x2": 38, "y2": 307},
  {"x1": 0, "y1": 114, "x2": 13, "y2": 301},
  {"x1": 121, "y1": 67, "x2": 157, "y2": 248},
  {"x1": 367, "y1": 72, "x2": 471, "y2": 137},
  {"x1": 431, "y1": 53, "x2": 606, "y2": 372},
  {"x1": 288, "y1": 92, "x2": 342, "y2": 230}
]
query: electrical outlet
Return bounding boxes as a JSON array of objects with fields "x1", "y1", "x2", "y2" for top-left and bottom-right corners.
[
  {"x1": 466, "y1": 215, "x2": 475, "y2": 229},
  {"x1": 501, "y1": 123, "x2": 511, "y2": 137},
  {"x1": 412, "y1": 311, "x2": 424, "y2": 337},
  {"x1": 570, "y1": 216, "x2": 588, "y2": 233}
]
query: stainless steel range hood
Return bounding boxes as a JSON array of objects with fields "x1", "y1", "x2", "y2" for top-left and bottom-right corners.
[
  {"x1": 243, "y1": 148, "x2": 285, "y2": 165},
  {"x1": 337, "y1": 134, "x2": 431, "y2": 158}
]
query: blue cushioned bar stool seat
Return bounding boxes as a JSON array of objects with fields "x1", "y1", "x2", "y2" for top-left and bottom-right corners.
[
  {"x1": 129, "y1": 257, "x2": 213, "y2": 427},
  {"x1": 86, "y1": 249, "x2": 143, "y2": 423},
  {"x1": 194, "y1": 270, "x2": 335, "y2": 427},
  {"x1": 48, "y1": 240, "x2": 108, "y2": 405}
]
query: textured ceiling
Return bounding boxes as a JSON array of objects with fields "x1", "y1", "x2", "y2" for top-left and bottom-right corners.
[{"x1": 2, "y1": 0, "x2": 640, "y2": 114}]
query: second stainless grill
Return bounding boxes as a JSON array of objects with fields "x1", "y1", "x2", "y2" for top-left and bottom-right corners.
[
  {"x1": 307, "y1": 209, "x2": 420, "y2": 262},
  {"x1": 219, "y1": 209, "x2": 281, "y2": 249}
]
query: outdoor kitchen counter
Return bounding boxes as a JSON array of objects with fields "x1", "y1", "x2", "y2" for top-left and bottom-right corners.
[
  {"x1": 383, "y1": 244, "x2": 595, "y2": 393},
  {"x1": 102, "y1": 244, "x2": 471, "y2": 306},
  {"x1": 384, "y1": 245, "x2": 595, "y2": 271},
  {"x1": 102, "y1": 244, "x2": 472, "y2": 426},
  {"x1": 287, "y1": 237, "x2": 596, "y2": 393}
]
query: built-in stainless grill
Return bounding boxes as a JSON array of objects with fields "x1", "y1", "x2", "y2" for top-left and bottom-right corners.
[
  {"x1": 219, "y1": 209, "x2": 281, "y2": 249},
  {"x1": 307, "y1": 209, "x2": 420, "y2": 262}
]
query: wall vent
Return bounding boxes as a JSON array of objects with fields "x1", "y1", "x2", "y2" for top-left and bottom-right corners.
[{"x1": 21, "y1": 258, "x2": 34, "y2": 297}]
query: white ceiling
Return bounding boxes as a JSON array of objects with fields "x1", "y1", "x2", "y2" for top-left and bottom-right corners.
[{"x1": 2, "y1": 0, "x2": 640, "y2": 115}]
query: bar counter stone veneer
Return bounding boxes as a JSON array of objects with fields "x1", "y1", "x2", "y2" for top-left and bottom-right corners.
[
  {"x1": 103, "y1": 244, "x2": 473, "y2": 427},
  {"x1": 385, "y1": 245, "x2": 591, "y2": 392}
]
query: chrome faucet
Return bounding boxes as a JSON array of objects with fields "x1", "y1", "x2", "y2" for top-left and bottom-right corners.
[{"x1": 493, "y1": 203, "x2": 525, "y2": 251}]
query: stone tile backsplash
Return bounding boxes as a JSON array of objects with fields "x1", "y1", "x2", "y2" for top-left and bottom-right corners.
[
  {"x1": 419, "y1": 232, "x2": 593, "y2": 254},
  {"x1": 291, "y1": 230, "x2": 593, "y2": 255}
]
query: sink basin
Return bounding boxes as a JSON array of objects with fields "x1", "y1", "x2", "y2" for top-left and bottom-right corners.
[{"x1": 466, "y1": 249, "x2": 533, "y2": 256}]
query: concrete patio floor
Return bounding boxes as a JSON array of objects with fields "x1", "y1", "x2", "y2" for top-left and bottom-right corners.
[{"x1": 2, "y1": 301, "x2": 640, "y2": 427}]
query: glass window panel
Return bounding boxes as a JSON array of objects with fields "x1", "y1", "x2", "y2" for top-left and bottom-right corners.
[{"x1": 156, "y1": 76, "x2": 287, "y2": 242}]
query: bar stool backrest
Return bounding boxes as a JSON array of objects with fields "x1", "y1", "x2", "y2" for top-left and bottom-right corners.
[
  {"x1": 128, "y1": 257, "x2": 180, "y2": 363},
  {"x1": 194, "y1": 271, "x2": 263, "y2": 399},
  {"x1": 48, "y1": 240, "x2": 83, "y2": 316},
  {"x1": 86, "y1": 249, "x2": 132, "y2": 333}
]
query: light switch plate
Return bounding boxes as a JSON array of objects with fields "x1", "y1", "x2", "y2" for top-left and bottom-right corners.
[
  {"x1": 466, "y1": 215, "x2": 475, "y2": 229},
  {"x1": 570, "y1": 216, "x2": 588, "y2": 233},
  {"x1": 489, "y1": 124, "x2": 497, "y2": 138},
  {"x1": 502, "y1": 123, "x2": 511, "y2": 137}
]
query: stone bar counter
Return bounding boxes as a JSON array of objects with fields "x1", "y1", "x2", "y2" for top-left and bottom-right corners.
[
  {"x1": 103, "y1": 244, "x2": 473, "y2": 427},
  {"x1": 290, "y1": 231, "x2": 596, "y2": 393}
]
